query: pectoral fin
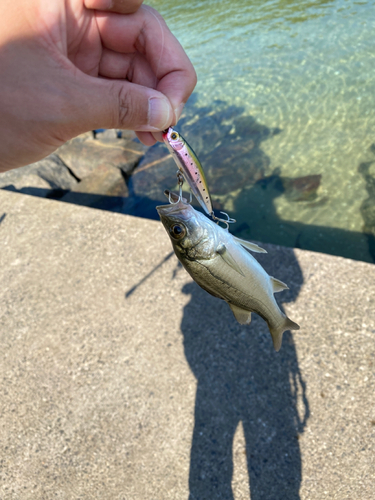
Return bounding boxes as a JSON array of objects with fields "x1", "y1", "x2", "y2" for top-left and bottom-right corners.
[
  {"x1": 270, "y1": 276, "x2": 289, "y2": 293},
  {"x1": 229, "y1": 303, "x2": 252, "y2": 325},
  {"x1": 233, "y1": 236, "x2": 267, "y2": 254},
  {"x1": 216, "y1": 243, "x2": 245, "y2": 276}
]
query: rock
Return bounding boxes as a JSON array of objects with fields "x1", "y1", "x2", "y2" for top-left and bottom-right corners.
[
  {"x1": 94, "y1": 129, "x2": 119, "y2": 142},
  {"x1": 130, "y1": 143, "x2": 177, "y2": 202},
  {"x1": 202, "y1": 138, "x2": 267, "y2": 195},
  {"x1": 282, "y1": 174, "x2": 322, "y2": 202},
  {"x1": 233, "y1": 115, "x2": 281, "y2": 143},
  {"x1": 0, "y1": 154, "x2": 78, "y2": 197},
  {"x1": 182, "y1": 116, "x2": 232, "y2": 157},
  {"x1": 358, "y1": 161, "x2": 375, "y2": 234},
  {"x1": 0, "y1": 174, "x2": 52, "y2": 197},
  {"x1": 209, "y1": 104, "x2": 245, "y2": 123},
  {"x1": 57, "y1": 133, "x2": 146, "y2": 180},
  {"x1": 61, "y1": 164, "x2": 128, "y2": 211}
]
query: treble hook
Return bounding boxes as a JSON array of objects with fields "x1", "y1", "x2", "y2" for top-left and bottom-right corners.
[
  {"x1": 168, "y1": 171, "x2": 184, "y2": 205},
  {"x1": 167, "y1": 172, "x2": 193, "y2": 205},
  {"x1": 177, "y1": 171, "x2": 184, "y2": 201},
  {"x1": 211, "y1": 211, "x2": 236, "y2": 231}
]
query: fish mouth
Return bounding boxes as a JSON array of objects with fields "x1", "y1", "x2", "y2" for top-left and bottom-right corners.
[{"x1": 156, "y1": 200, "x2": 192, "y2": 219}]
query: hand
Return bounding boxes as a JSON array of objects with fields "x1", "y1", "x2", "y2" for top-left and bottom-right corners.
[{"x1": 0, "y1": 0, "x2": 196, "y2": 172}]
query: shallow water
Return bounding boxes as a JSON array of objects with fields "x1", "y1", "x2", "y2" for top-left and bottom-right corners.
[{"x1": 141, "y1": 0, "x2": 375, "y2": 262}]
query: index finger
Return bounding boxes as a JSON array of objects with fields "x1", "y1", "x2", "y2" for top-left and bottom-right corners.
[{"x1": 95, "y1": 6, "x2": 197, "y2": 123}]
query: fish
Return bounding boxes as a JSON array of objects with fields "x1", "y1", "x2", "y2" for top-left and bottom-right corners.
[
  {"x1": 156, "y1": 199, "x2": 300, "y2": 351},
  {"x1": 162, "y1": 127, "x2": 213, "y2": 216}
]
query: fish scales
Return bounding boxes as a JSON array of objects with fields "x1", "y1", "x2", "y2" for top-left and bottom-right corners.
[
  {"x1": 157, "y1": 199, "x2": 300, "y2": 351},
  {"x1": 179, "y1": 233, "x2": 281, "y2": 325}
]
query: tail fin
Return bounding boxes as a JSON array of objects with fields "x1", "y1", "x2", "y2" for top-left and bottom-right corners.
[{"x1": 270, "y1": 316, "x2": 300, "y2": 352}]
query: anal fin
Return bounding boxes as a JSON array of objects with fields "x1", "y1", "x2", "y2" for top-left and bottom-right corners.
[{"x1": 229, "y1": 303, "x2": 252, "y2": 325}]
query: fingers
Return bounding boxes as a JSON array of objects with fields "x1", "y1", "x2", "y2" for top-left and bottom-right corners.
[
  {"x1": 135, "y1": 131, "x2": 157, "y2": 146},
  {"x1": 99, "y1": 48, "x2": 156, "y2": 89},
  {"x1": 84, "y1": 0, "x2": 144, "y2": 15},
  {"x1": 96, "y1": 6, "x2": 197, "y2": 123},
  {"x1": 67, "y1": 72, "x2": 173, "y2": 136}
]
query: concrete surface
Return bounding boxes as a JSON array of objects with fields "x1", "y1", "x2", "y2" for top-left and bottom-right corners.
[{"x1": 0, "y1": 189, "x2": 374, "y2": 500}]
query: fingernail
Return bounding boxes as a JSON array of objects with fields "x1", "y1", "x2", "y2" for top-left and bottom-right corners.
[
  {"x1": 174, "y1": 103, "x2": 185, "y2": 123},
  {"x1": 148, "y1": 97, "x2": 171, "y2": 130},
  {"x1": 86, "y1": 0, "x2": 113, "y2": 9},
  {"x1": 99, "y1": 0, "x2": 113, "y2": 9}
]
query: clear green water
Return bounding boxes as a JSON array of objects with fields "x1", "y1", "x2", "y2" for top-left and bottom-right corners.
[{"x1": 142, "y1": 0, "x2": 375, "y2": 262}]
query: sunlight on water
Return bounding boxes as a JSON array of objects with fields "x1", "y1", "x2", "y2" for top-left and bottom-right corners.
[{"x1": 144, "y1": 0, "x2": 375, "y2": 261}]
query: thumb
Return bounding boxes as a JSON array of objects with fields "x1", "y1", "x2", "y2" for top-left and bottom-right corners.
[{"x1": 66, "y1": 75, "x2": 174, "y2": 136}]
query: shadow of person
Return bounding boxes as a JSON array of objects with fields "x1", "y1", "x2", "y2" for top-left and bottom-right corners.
[{"x1": 180, "y1": 245, "x2": 308, "y2": 500}]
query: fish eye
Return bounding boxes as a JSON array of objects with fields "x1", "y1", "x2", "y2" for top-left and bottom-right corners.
[
  {"x1": 171, "y1": 132, "x2": 179, "y2": 140},
  {"x1": 169, "y1": 223, "x2": 186, "y2": 239}
]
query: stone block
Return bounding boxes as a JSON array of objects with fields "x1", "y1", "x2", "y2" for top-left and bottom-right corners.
[
  {"x1": 0, "y1": 154, "x2": 78, "y2": 196},
  {"x1": 61, "y1": 164, "x2": 128, "y2": 211},
  {"x1": 57, "y1": 132, "x2": 147, "y2": 180}
]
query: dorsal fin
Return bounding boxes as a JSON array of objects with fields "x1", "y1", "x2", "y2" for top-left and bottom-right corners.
[
  {"x1": 229, "y1": 303, "x2": 252, "y2": 325},
  {"x1": 233, "y1": 236, "x2": 267, "y2": 254},
  {"x1": 270, "y1": 276, "x2": 289, "y2": 293},
  {"x1": 216, "y1": 243, "x2": 245, "y2": 276}
]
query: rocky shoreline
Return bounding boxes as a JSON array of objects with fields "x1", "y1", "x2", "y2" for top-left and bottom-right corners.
[
  {"x1": 0, "y1": 128, "x2": 147, "y2": 212},
  {"x1": 3, "y1": 98, "x2": 373, "y2": 263},
  {"x1": 0, "y1": 99, "x2": 324, "y2": 217}
]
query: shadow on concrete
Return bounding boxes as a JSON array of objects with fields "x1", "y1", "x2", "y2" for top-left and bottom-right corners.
[
  {"x1": 0, "y1": 213, "x2": 6, "y2": 225},
  {"x1": 180, "y1": 246, "x2": 308, "y2": 499}
]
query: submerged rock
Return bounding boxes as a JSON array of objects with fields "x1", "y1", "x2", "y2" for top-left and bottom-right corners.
[
  {"x1": 358, "y1": 161, "x2": 375, "y2": 234},
  {"x1": 202, "y1": 139, "x2": 267, "y2": 195},
  {"x1": 282, "y1": 174, "x2": 322, "y2": 202},
  {"x1": 233, "y1": 115, "x2": 281, "y2": 143},
  {"x1": 130, "y1": 142, "x2": 177, "y2": 202}
]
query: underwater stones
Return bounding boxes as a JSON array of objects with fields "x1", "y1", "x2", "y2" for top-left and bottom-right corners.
[
  {"x1": 210, "y1": 105, "x2": 245, "y2": 123},
  {"x1": 203, "y1": 139, "x2": 267, "y2": 195},
  {"x1": 0, "y1": 154, "x2": 78, "y2": 196},
  {"x1": 182, "y1": 115, "x2": 231, "y2": 156},
  {"x1": 57, "y1": 131, "x2": 146, "y2": 179},
  {"x1": 233, "y1": 115, "x2": 276, "y2": 143},
  {"x1": 282, "y1": 174, "x2": 322, "y2": 202},
  {"x1": 130, "y1": 143, "x2": 177, "y2": 201},
  {"x1": 358, "y1": 161, "x2": 375, "y2": 235}
]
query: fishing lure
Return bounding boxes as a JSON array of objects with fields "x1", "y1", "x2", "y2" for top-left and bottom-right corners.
[{"x1": 162, "y1": 127, "x2": 214, "y2": 216}]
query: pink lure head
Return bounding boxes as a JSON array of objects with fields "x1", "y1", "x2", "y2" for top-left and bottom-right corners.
[{"x1": 162, "y1": 127, "x2": 185, "y2": 151}]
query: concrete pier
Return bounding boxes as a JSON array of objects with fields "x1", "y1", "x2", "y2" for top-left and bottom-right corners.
[{"x1": 0, "y1": 189, "x2": 374, "y2": 499}]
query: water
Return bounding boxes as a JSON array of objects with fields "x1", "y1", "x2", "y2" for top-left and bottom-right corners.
[{"x1": 134, "y1": 0, "x2": 375, "y2": 262}]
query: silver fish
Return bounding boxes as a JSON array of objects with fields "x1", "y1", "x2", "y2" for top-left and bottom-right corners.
[{"x1": 156, "y1": 200, "x2": 300, "y2": 351}]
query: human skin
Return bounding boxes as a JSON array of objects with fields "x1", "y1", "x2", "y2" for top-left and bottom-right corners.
[{"x1": 0, "y1": 0, "x2": 197, "y2": 172}]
